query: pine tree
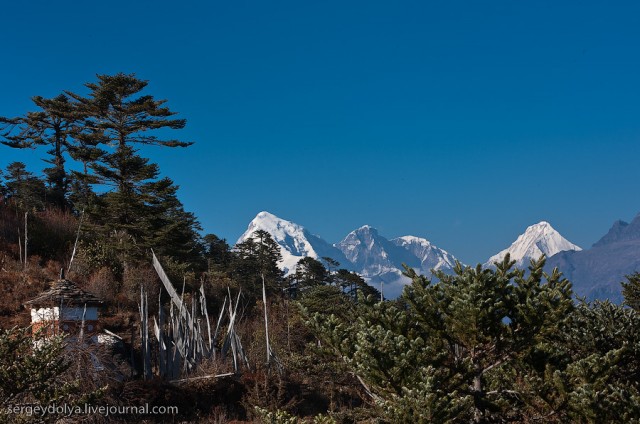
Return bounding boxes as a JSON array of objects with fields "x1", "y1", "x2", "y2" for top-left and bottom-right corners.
[
  {"x1": 307, "y1": 255, "x2": 577, "y2": 422},
  {"x1": 2, "y1": 162, "x2": 47, "y2": 211},
  {"x1": 0, "y1": 327, "x2": 75, "y2": 411},
  {"x1": 142, "y1": 176, "x2": 204, "y2": 265},
  {"x1": 294, "y1": 257, "x2": 331, "y2": 291},
  {"x1": 66, "y1": 73, "x2": 200, "y2": 264},
  {"x1": 232, "y1": 230, "x2": 284, "y2": 303},
  {"x1": 551, "y1": 300, "x2": 640, "y2": 421},
  {"x1": 334, "y1": 268, "x2": 380, "y2": 302},
  {"x1": 0, "y1": 94, "x2": 81, "y2": 208},
  {"x1": 622, "y1": 272, "x2": 640, "y2": 312},
  {"x1": 204, "y1": 233, "x2": 233, "y2": 270}
]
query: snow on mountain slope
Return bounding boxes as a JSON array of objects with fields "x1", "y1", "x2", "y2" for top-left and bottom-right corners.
[
  {"x1": 392, "y1": 236, "x2": 458, "y2": 273},
  {"x1": 236, "y1": 211, "x2": 350, "y2": 274},
  {"x1": 336, "y1": 225, "x2": 417, "y2": 276},
  {"x1": 485, "y1": 221, "x2": 581, "y2": 268},
  {"x1": 335, "y1": 226, "x2": 461, "y2": 298}
]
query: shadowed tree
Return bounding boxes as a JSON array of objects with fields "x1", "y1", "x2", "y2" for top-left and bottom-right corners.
[
  {"x1": 2, "y1": 162, "x2": 47, "y2": 211},
  {"x1": 622, "y1": 272, "x2": 640, "y2": 312},
  {"x1": 232, "y1": 230, "x2": 284, "y2": 303},
  {"x1": 0, "y1": 94, "x2": 82, "y2": 208},
  {"x1": 65, "y1": 74, "x2": 200, "y2": 264}
]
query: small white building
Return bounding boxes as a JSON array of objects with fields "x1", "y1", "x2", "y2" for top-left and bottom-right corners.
[{"x1": 25, "y1": 279, "x2": 103, "y2": 339}]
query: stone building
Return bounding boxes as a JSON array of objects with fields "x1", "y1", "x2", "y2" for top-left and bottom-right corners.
[{"x1": 25, "y1": 278, "x2": 103, "y2": 340}]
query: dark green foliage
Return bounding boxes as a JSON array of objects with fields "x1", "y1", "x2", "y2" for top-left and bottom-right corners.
[
  {"x1": 2, "y1": 162, "x2": 47, "y2": 211},
  {"x1": 622, "y1": 272, "x2": 640, "y2": 312},
  {"x1": 294, "y1": 257, "x2": 331, "y2": 293},
  {"x1": 0, "y1": 327, "x2": 76, "y2": 413},
  {"x1": 320, "y1": 257, "x2": 340, "y2": 275},
  {"x1": 334, "y1": 268, "x2": 381, "y2": 302},
  {"x1": 297, "y1": 284, "x2": 354, "y2": 318},
  {"x1": 64, "y1": 73, "x2": 202, "y2": 267},
  {"x1": 204, "y1": 233, "x2": 233, "y2": 270},
  {"x1": 232, "y1": 230, "x2": 284, "y2": 303},
  {"x1": 0, "y1": 74, "x2": 203, "y2": 269},
  {"x1": 0, "y1": 94, "x2": 81, "y2": 208},
  {"x1": 307, "y1": 255, "x2": 584, "y2": 422},
  {"x1": 550, "y1": 301, "x2": 640, "y2": 422}
]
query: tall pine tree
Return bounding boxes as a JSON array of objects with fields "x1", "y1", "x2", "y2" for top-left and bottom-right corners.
[
  {"x1": 66, "y1": 73, "x2": 200, "y2": 264},
  {"x1": 0, "y1": 94, "x2": 81, "y2": 208}
]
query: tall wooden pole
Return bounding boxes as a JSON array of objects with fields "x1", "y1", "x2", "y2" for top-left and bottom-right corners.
[{"x1": 24, "y1": 212, "x2": 28, "y2": 268}]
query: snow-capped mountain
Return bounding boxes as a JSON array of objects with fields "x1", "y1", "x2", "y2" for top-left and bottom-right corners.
[
  {"x1": 335, "y1": 225, "x2": 460, "y2": 298},
  {"x1": 236, "y1": 211, "x2": 351, "y2": 274},
  {"x1": 336, "y1": 225, "x2": 417, "y2": 277},
  {"x1": 392, "y1": 236, "x2": 458, "y2": 274},
  {"x1": 237, "y1": 212, "x2": 461, "y2": 298},
  {"x1": 234, "y1": 211, "x2": 640, "y2": 303},
  {"x1": 485, "y1": 221, "x2": 581, "y2": 268}
]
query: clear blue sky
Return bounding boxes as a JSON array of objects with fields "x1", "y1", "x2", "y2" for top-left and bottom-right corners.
[{"x1": 1, "y1": 0, "x2": 639, "y2": 265}]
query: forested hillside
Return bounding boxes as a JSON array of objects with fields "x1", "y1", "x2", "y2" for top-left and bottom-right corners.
[{"x1": 0, "y1": 74, "x2": 639, "y2": 423}]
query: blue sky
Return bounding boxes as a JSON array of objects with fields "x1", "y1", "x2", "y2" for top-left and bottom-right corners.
[{"x1": 1, "y1": 0, "x2": 639, "y2": 265}]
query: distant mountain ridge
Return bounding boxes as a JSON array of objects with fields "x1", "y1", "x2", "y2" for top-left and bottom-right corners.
[
  {"x1": 237, "y1": 212, "x2": 460, "y2": 298},
  {"x1": 236, "y1": 211, "x2": 640, "y2": 303},
  {"x1": 546, "y1": 213, "x2": 640, "y2": 303}
]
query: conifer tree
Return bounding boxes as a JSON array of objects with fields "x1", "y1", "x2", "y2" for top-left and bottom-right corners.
[
  {"x1": 307, "y1": 255, "x2": 577, "y2": 422},
  {"x1": 232, "y1": 230, "x2": 284, "y2": 302},
  {"x1": 204, "y1": 233, "x2": 232, "y2": 270},
  {"x1": 0, "y1": 327, "x2": 76, "y2": 411},
  {"x1": 334, "y1": 268, "x2": 380, "y2": 302},
  {"x1": 294, "y1": 257, "x2": 331, "y2": 290},
  {"x1": 550, "y1": 300, "x2": 640, "y2": 421},
  {"x1": 0, "y1": 94, "x2": 82, "y2": 208},
  {"x1": 622, "y1": 272, "x2": 640, "y2": 312},
  {"x1": 2, "y1": 162, "x2": 47, "y2": 211},
  {"x1": 66, "y1": 73, "x2": 200, "y2": 264}
]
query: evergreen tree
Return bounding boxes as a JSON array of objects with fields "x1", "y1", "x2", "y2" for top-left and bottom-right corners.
[
  {"x1": 622, "y1": 272, "x2": 640, "y2": 312},
  {"x1": 204, "y1": 233, "x2": 232, "y2": 270},
  {"x1": 66, "y1": 73, "x2": 200, "y2": 264},
  {"x1": 142, "y1": 176, "x2": 204, "y2": 265},
  {"x1": 0, "y1": 327, "x2": 76, "y2": 413},
  {"x1": 307, "y1": 255, "x2": 577, "y2": 422},
  {"x1": 550, "y1": 300, "x2": 640, "y2": 421},
  {"x1": 2, "y1": 162, "x2": 47, "y2": 211},
  {"x1": 321, "y1": 256, "x2": 340, "y2": 281},
  {"x1": 334, "y1": 268, "x2": 380, "y2": 302},
  {"x1": 0, "y1": 94, "x2": 81, "y2": 208},
  {"x1": 298, "y1": 284, "x2": 354, "y2": 318},
  {"x1": 232, "y1": 230, "x2": 284, "y2": 302},
  {"x1": 294, "y1": 257, "x2": 331, "y2": 291}
]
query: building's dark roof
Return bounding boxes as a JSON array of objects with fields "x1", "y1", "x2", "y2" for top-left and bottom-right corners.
[{"x1": 25, "y1": 279, "x2": 103, "y2": 307}]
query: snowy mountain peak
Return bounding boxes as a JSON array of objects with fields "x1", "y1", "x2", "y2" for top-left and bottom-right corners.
[
  {"x1": 395, "y1": 235, "x2": 433, "y2": 248},
  {"x1": 486, "y1": 221, "x2": 582, "y2": 267},
  {"x1": 392, "y1": 236, "x2": 458, "y2": 272},
  {"x1": 353, "y1": 224, "x2": 376, "y2": 234},
  {"x1": 236, "y1": 211, "x2": 350, "y2": 275},
  {"x1": 243, "y1": 211, "x2": 304, "y2": 238}
]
